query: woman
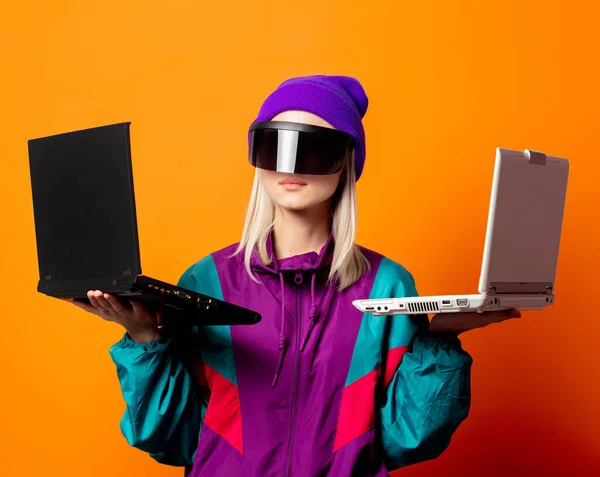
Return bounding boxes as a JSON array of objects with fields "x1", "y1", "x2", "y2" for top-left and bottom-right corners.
[{"x1": 72, "y1": 75, "x2": 519, "y2": 476}]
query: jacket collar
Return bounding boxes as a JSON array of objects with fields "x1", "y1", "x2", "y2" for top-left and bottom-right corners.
[{"x1": 251, "y1": 230, "x2": 334, "y2": 274}]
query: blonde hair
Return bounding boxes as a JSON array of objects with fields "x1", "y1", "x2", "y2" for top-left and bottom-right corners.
[{"x1": 235, "y1": 153, "x2": 370, "y2": 290}]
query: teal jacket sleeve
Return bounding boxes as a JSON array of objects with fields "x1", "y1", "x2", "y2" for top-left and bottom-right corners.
[
  {"x1": 378, "y1": 271, "x2": 473, "y2": 470},
  {"x1": 109, "y1": 333, "x2": 206, "y2": 467},
  {"x1": 108, "y1": 265, "x2": 210, "y2": 467}
]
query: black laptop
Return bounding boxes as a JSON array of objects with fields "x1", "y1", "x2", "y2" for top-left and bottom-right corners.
[{"x1": 27, "y1": 122, "x2": 261, "y2": 327}]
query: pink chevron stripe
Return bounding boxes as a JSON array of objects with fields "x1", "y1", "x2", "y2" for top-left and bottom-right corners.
[
  {"x1": 333, "y1": 368, "x2": 378, "y2": 451},
  {"x1": 203, "y1": 364, "x2": 243, "y2": 453},
  {"x1": 383, "y1": 346, "x2": 409, "y2": 389}
]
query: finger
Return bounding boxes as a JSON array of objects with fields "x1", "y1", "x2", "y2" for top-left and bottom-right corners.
[
  {"x1": 93, "y1": 290, "x2": 114, "y2": 314},
  {"x1": 87, "y1": 291, "x2": 104, "y2": 311},
  {"x1": 482, "y1": 309, "x2": 520, "y2": 320},
  {"x1": 104, "y1": 294, "x2": 129, "y2": 314},
  {"x1": 71, "y1": 299, "x2": 98, "y2": 314},
  {"x1": 499, "y1": 308, "x2": 521, "y2": 318},
  {"x1": 130, "y1": 299, "x2": 147, "y2": 316}
]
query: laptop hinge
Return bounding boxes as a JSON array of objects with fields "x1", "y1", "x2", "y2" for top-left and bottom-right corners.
[
  {"x1": 525, "y1": 149, "x2": 547, "y2": 165},
  {"x1": 488, "y1": 282, "x2": 554, "y2": 295}
]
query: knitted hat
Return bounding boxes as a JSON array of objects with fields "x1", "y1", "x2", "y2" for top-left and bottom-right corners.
[{"x1": 251, "y1": 75, "x2": 369, "y2": 180}]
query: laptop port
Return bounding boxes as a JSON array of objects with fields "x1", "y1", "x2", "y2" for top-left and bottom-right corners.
[
  {"x1": 175, "y1": 290, "x2": 192, "y2": 300},
  {"x1": 365, "y1": 306, "x2": 374, "y2": 311},
  {"x1": 442, "y1": 300, "x2": 450, "y2": 305},
  {"x1": 457, "y1": 298, "x2": 468, "y2": 306}
]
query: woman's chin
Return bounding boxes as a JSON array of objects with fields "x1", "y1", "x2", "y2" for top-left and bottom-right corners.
[
  {"x1": 276, "y1": 196, "x2": 333, "y2": 213},
  {"x1": 278, "y1": 200, "x2": 313, "y2": 211}
]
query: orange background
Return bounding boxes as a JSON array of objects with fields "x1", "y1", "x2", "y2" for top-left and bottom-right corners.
[{"x1": 1, "y1": 0, "x2": 598, "y2": 475}]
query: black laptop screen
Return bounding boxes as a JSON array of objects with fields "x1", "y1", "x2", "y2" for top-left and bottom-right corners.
[{"x1": 28, "y1": 122, "x2": 141, "y2": 283}]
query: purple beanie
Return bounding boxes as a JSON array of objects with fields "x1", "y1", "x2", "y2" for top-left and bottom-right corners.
[{"x1": 252, "y1": 75, "x2": 369, "y2": 180}]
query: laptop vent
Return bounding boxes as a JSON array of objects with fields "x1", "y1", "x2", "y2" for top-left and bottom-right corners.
[{"x1": 408, "y1": 301, "x2": 440, "y2": 313}]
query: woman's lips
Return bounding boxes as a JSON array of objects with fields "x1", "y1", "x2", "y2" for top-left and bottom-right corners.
[{"x1": 279, "y1": 177, "x2": 307, "y2": 190}]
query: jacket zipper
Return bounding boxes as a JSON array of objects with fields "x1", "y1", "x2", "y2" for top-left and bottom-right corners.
[{"x1": 283, "y1": 271, "x2": 302, "y2": 477}]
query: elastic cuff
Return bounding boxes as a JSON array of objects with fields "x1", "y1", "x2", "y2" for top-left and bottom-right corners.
[{"x1": 115, "y1": 330, "x2": 170, "y2": 351}]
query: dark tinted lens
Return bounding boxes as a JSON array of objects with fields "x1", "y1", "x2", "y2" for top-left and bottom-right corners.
[
  {"x1": 295, "y1": 131, "x2": 346, "y2": 174},
  {"x1": 250, "y1": 129, "x2": 279, "y2": 170},
  {"x1": 250, "y1": 128, "x2": 348, "y2": 175}
]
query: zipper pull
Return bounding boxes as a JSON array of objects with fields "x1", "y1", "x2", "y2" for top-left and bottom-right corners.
[{"x1": 294, "y1": 271, "x2": 303, "y2": 285}]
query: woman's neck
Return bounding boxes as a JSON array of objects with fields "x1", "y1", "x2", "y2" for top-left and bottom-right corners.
[{"x1": 273, "y1": 202, "x2": 331, "y2": 260}]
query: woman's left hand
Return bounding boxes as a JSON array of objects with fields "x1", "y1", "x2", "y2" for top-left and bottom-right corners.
[{"x1": 428, "y1": 308, "x2": 522, "y2": 336}]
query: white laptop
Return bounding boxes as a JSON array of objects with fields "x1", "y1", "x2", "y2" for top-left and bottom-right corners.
[{"x1": 353, "y1": 148, "x2": 569, "y2": 315}]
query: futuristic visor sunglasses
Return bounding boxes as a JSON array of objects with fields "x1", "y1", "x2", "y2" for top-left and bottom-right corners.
[{"x1": 248, "y1": 121, "x2": 354, "y2": 175}]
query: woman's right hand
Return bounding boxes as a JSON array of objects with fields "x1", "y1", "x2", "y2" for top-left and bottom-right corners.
[{"x1": 68, "y1": 290, "x2": 161, "y2": 343}]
